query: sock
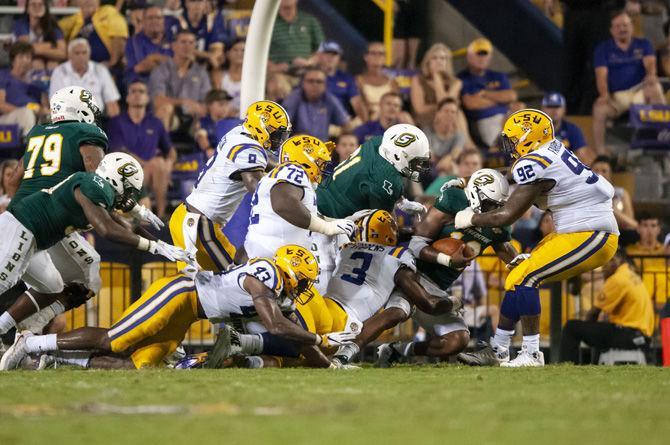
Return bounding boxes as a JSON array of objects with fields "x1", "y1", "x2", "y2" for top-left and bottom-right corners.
[
  {"x1": 17, "y1": 301, "x2": 66, "y2": 334},
  {"x1": 246, "y1": 356, "x2": 264, "y2": 368},
  {"x1": 334, "y1": 343, "x2": 360, "y2": 363},
  {"x1": 55, "y1": 355, "x2": 90, "y2": 369},
  {"x1": 400, "y1": 341, "x2": 415, "y2": 357},
  {"x1": 238, "y1": 333, "x2": 263, "y2": 355},
  {"x1": 0, "y1": 312, "x2": 17, "y2": 335},
  {"x1": 25, "y1": 334, "x2": 58, "y2": 354},
  {"x1": 500, "y1": 291, "x2": 520, "y2": 323},
  {"x1": 260, "y1": 332, "x2": 300, "y2": 357},
  {"x1": 491, "y1": 329, "x2": 514, "y2": 353},
  {"x1": 522, "y1": 334, "x2": 540, "y2": 354}
]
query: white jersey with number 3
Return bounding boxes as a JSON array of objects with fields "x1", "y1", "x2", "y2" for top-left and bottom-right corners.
[
  {"x1": 327, "y1": 242, "x2": 416, "y2": 323},
  {"x1": 511, "y1": 139, "x2": 618, "y2": 235},
  {"x1": 186, "y1": 125, "x2": 267, "y2": 225},
  {"x1": 245, "y1": 162, "x2": 317, "y2": 258},
  {"x1": 195, "y1": 258, "x2": 293, "y2": 322}
]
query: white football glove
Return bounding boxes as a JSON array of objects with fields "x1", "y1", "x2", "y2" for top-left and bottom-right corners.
[
  {"x1": 454, "y1": 207, "x2": 475, "y2": 229},
  {"x1": 318, "y1": 330, "x2": 357, "y2": 347},
  {"x1": 396, "y1": 198, "x2": 427, "y2": 215},
  {"x1": 129, "y1": 204, "x2": 164, "y2": 230},
  {"x1": 325, "y1": 219, "x2": 357, "y2": 238},
  {"x1": 149, "y1": 240, "x2": 193, "y2": 263},
  {"x1": 506, "y1": 253, "x2": 530, "y2": 270},
  {"x1": 345, "y1": 209, "x2": 375, "y2": 222},
  {"x1": 440, "y1": 177, "x2": 466, "y2": 191}
]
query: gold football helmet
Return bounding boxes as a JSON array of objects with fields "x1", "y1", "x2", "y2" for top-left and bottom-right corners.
[
  {"x1": 279, "y1": 135, "x2": 332, "y2": 184},
  {"x1": 273, "y1": 244, "x2": 319, "y2": 303},
  {"x1": 243, "y1": 100, "x2": 291, "y2": 152},
  {"x1": 500, "y1": 109, "x2": 554, "y2": 159},
  {"x1": 356, "y1": 209, "x2": 398, "y2": 247}
]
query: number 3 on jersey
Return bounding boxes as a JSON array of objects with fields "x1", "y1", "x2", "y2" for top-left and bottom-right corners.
[
  {"x1": 341, "y1": 252, "x2": 373, "y2": 285},
  {"x1": 24, "y1": 134, "x2": 63, "y2": 179}
]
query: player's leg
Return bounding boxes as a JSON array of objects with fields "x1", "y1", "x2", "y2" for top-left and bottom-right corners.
[
  {"x1": 0, "y1": 212, "x2": 38, "y2": 296},
  {"x1": 146, "y1": 156, "x2": 170, "y2": 219},
  {"x1": 197, "y1": 217, "x2": 235, "y2": 272}
]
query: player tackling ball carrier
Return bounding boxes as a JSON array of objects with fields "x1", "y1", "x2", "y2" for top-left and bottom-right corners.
[{"x1": 456, "y1": 109, "x2": 619, "y2": 367}]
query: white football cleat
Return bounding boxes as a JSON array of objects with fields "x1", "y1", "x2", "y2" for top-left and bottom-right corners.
[
  {"x1": 0, "y1": 330, "x2": 33, "y2": 370},
  {"x1": 500, "y1": 345, "x2": 545, "y2": 367},
  {"x1": 457, "y1": 342, "x2": 510, "y2": 366},
  {"x1": 374, "y1": 342, "x2": 403, "y2": 368},
  {"x1": 206, "y1": 325, "x2": 242, "y2": 369}
]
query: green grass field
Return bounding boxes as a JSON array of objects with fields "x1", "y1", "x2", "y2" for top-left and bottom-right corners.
[{"x1": 1, "y1": 366, "x2": 669, "y2": 445}]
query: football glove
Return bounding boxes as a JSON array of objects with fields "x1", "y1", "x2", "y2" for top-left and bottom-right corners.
[
  {"x1": 396, "y1": 198, "x2": 427, "y2": 215},
  {"x1": 454, "y1": 208, "x2": 475, "y2": 229},
  {"x1": 317, "y1": 330, "x2": 357, "y2": 347},
  {"x1": 506, "y1": 253, "x2": 531, "y2": 270},
  {"x1": 129, "y1": 204, "x2": 164, "y2": 230}
]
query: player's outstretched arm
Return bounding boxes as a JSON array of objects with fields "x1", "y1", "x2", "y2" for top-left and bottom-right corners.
[
  {"x1": 79, "y1": 144, "x2": 105, "y2": 172},
  {"x1": 471, "y1": 182, "x2": 547, "y2": 227},
  {"x1": 493, "y1": 241, "x2": 519, "y2": 265},
  {"x1": 394, "y1": 267, "x2": 456, "y2": 315}
]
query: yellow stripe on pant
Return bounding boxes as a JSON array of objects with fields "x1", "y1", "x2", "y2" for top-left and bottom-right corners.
[
  {"x1": 168, "y1": 203, "x2": 237, "y2": 273},
  {"x1": 505, "y1": 231, "x2": 618, "y2": 290},
  {"x1": 108, "y1": 274, "x2": 199, "y2": 368}
]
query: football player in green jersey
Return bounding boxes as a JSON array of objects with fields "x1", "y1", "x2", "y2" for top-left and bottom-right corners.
[{"x1": 0, "y1": 153, "x2": 193, "y2": 337}]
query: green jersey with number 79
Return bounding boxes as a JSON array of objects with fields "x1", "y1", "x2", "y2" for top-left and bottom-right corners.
[
  {"x1": 8, "y1": 172, "x2": 115, "y2": 250},
  {"x1": 316, "y1": 136, "x2": 404, "y2": 218},
  {"x1": 12, "y1": 121, "x2": 108, "y2": 206}
]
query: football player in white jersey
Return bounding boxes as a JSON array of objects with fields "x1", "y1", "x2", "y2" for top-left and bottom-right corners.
[
  {"x1": 168, "y1": 100, "x2": 291, "y2": 272},
  {"x1": 0, "y1": 245, "x2": 354, "y2": 370},
  {"x1": 454, "y1": 109, "x2": 619, "y2": 367}
]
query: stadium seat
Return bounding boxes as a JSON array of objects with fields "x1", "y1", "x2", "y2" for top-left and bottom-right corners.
[{"x1": 598, "y1": 348, "x2": 647, "y2": 365}]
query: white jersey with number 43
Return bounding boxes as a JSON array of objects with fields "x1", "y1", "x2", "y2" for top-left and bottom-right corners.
[
  {"x1": 195, "y1": 258, "x2": 293, "y2": 323},
  {"x1": 511, "y1": 139, "x2": 618, "y2": 235},
  {"x1": 327, "y1": 242, "x2": 416, "y2": 324},
  {"x1": 186, "y1": 125, "x2": 267, "y2": 225}
]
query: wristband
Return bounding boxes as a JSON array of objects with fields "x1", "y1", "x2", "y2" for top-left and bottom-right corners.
[
  {"x1": 307, "y1": 214, "x2": 330, "y2": 234},
  {"x1": 436, "y1": 253, "x2": 452, "y2": 268},
  {"x1": 314, "y1": 333, "x2": 323, "y2": 346},
  {"x1": 137, "y1": 237, "x2": 151, "y2": 251}
]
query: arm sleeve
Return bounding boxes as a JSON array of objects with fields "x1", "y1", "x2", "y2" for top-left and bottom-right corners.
[
  {"x1": 511, "y1": 158, "x2": 547, "y2": 185},
  {"x1": 124, "y1": 37, "x2": 139, "y2": 71},
  {"x1": 280, "y1": 89, "x2": 300, "y2": 119},
  {"x1": 434, "y1": 184, "x2": 469, "y2": 215},
  {"x1": 594, "y1": 43, "x2": 607, "y2": 68},
  {"x1": 497, "y1": 72, "x2": 511, "y2": 90},
  {"x1": 459, "y1": 76, "x2": 481, "y2": 95},
  {"x1": 11, "y1": 19, "x2": 28, "y2": 39},
  {"x1": 79, "y1": 124, "x2": 109, "y2": 151},
  {"x1": 157, "y1": 122, "x2": 172, "y2": 156},
  {"x1": 80, "y1": 175, "x2": 115, "y2": 210},
  {"x1": 347, "y1": 76, "x2": 360, "y2": 99},
  {"x1": 149, "y1": 63, "x2": 168, "y2": 97},
  {"x1": 642, "y1": 38, "x2": 654, "y2": 57},
  {"x1": 569, "y1": 124, "x2": 587, "y2": 150},
  {"x1": 595, "y1": 272, "x2": 626, "y2": 313}
]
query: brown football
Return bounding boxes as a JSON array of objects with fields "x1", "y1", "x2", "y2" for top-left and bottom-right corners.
[{"x1": 432, "y1": 237, "x2": 475, "y2": 257}]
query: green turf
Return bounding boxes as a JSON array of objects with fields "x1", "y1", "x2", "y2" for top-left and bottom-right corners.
[{"x1": 0, "y1": 365, "x2": 668, "y2": 445}]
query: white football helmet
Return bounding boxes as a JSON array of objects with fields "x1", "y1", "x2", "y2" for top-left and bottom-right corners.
[
  {"x1": 95, "y1": 153, "x2": 144, "y2": 206},
  {"x1": 379, "y1": 124, "x2": 430, "y2": 182},
  {"x1": 50, "y1": 86, "x2": 101, "y2": 125},
  {"x1": 465, "y1": 168, "x2": 510, "y2": 213}
]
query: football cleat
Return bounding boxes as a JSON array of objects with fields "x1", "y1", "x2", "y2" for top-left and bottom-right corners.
[
  {"x1": 456, "y1": 342, "x2": 509, "y2": 366},
  {"x1": 174, "y1": 352, "x2": 209, "y2": 369},
  {"x1": 500, "y1": 345, "x2": 545, "y2": 367},
  {"x1": 206, "y1": 325, "x2": 242, "y2": 369},
  {"x1": 36, "y1": 354, "x2": 56, "y2": 370},
  {"x1": 0, "y1": 330, "x2": 32, "y2": 371},
  {"x1": 374, "y1": 342, "x2": 403, "y2": 368}
]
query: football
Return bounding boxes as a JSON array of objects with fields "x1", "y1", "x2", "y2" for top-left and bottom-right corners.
[{"x1": 431, "y1": 237, "x2": 475, "y2": 257}]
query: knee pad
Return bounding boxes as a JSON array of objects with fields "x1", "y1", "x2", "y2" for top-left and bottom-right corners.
[
  {"x1": 515, "y1": 286, "x2": 541, "y2": 316},
  {"x1": 500, "y1": 291, "x2": 520, "y2": 323},
  {"x1": 260, "y1": 332, "x2": 300, "y2": 358}
]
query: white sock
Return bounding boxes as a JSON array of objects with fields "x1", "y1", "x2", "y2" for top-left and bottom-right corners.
[
  {"x1": 401, "y1": 341, "x2": 415, "y2": 357},
  {"x1": 56, "y1": 355, "x2": 90, "y2": 369},
  {"x1": 246, "y1": 356, "x2": 264, "y2": 368},
  {"x1": 17, "y1": 301, "x2": 66, "y2": 334},
  {"x1": 491, "y1": 329, "x2": 514, "y2": 353},
  {"x1": 239, "y1": 334, "x2": 263, "y2": 355},
  {"x1": 25, "y1": 334, "x2": 58, "y2": 354},
  {"x1": 523, "y1": 334, "x2": 540, "y2": 354},
  {"x1": 0, "y1": 312, "x2": 17, "y2": 335}
]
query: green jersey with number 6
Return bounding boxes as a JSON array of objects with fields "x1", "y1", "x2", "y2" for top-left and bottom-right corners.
[
  {"x1": 9, "y1": 172, "x2": 115, "y2": 250},
  {"x1": 418, "y1": 178, "x2": 512, "y2": 289},
  {"x1": 316, "y1": 136, "x2": 404, "y2": 218},
  {"x1": 12, "y1": 121, "x2": 108, "y2": 206}
]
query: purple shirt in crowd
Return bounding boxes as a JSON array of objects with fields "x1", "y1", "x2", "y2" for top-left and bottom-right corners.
[
  {"x1": 107, "y1": 111, "x2": 171, "y2": 161},
  {"x1": 0, "y1": 69, "x2": 42, "y2": 107},
  {"x1": 353, "y1": 120, "x2": 385, "y2": 143},
  {"x1": 124, "y1": 31, "x2": 173, "y2": 84},
  {"x1": 594, "y1": 37, "x2": 654, "y2": 92},
  {"x1": 281, "y1": 88, "x2": 349, "y2": 141}
]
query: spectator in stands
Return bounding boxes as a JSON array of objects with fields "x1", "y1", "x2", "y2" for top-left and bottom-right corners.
[
  {"x1": 195, "y1": 89, "x2": 233, "y2": 159},
  {"x1": 282, "y1": 66, "x2": 350, "y2": 141},
  {"x1": 353, "y1": 91, "x2": 412, "y2": 143},
  {"x1": 315, "y1": 40, "x2": 367, "y2": 122},
  {"x1": 410, "y1": 43, "x2": 462, "y2": 128},
  {"x1": 392, "y1": 0, "x2": 427, "y2": 70},
  {"x1": 356, "y1": 42, "x2": 399, "y2": 121},
  {"x1": 58, "y1": 0, "x2": 129, "y2": 67},
  {"x1": 625, "y1": 212, "x2": 669, "y2": 311},
  {"x1": 12, "y1": 0, "x2": 66, "y2": 70},
  {"x1": 591, "y1": 155, "x2": 638, "y2": 230},
  {"x1": 126, "y1": 0, "x2": 147, "y2": 37},
  {"x1": 124, "y1": 5, "x2": 173, "y2": 85},
  {"x1": 424, "y1": 147, "x2": 483, "y2": 196},
  {"x1": 107, "y1": 79, "x2": 175, "y2": 219},
  {"x1": 49, "y1": 38, "x2": 120, "y2": 117},
  {"x1": 540, "y1": 91, "x2": 593, "y2": 164},
  {"x1": 268, "y1": 0, "x2": 324, "y2": 74},
  {"x1": 266, "y1": 72, "x2": 293, "y2": 103},
  {"x1": 592, "y1": 10, "x2": 666, "y2": 154},
  {"x1": 425, "y1": 98, "x2": 473, "y2": 176},
  {"x1": 0, "y1": 159, "x2": 19, "y2": 214},
  {"x1": 559, "y1": 249, "x2": 654, "y2": 364},
  {"x1": 149, "y1": 30, "x2": 211, "y2": 132},
  {"x1": 458, "y1": 38, "x2": 519, "y2": 148},
  {"x1": 657, "y1": 18, "x2": 670, "y2": 78},
  {"x1": 212, "y1": 39, "x2": 244, "y2": 116},
  {"x1": 333, "y1": 132, "x2": 358, "y2": 164},
  {"x1": 172, "y1": 0, "x2": 229, "y2": 69},
  {"x1": 0, "y1": 42, "x2": 47, "y2": 136}
]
